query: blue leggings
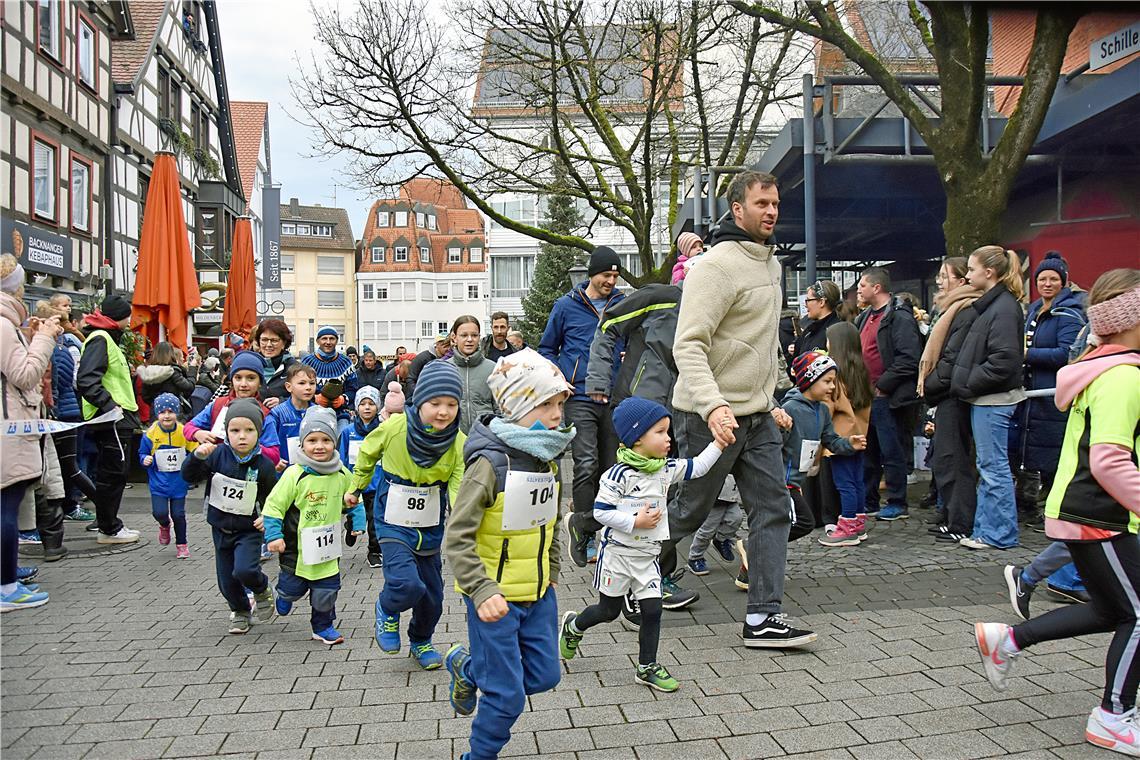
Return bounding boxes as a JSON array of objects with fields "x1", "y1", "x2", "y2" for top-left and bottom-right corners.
[{"x1": 151, "y1": 495, "x2": 187, "y2": 544}]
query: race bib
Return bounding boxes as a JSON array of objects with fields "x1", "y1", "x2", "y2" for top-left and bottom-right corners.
[
  {"x1": 386, "y1": 483, "x2": 441, "y2": 528},
  {"x1": 799, "y1": 439, "x2": 821, "y2": 475},
  {"x1": 301, "y1": 523, "x2": 341, "y2": 564},
  {"x1": 208, "y1": 473, "x2": 257, "y2": 515},
  {"x1": 502, "y1": 470, "x2": 558, "y2": 532},
  {"x1": 155, "y1": 448, "x2": 185, "y2": 473},
  {"x1": 621, "y1": 497, "x2": 669, "y2": 542},
  {"x1": 348, "y1": 439, "x2": 363, "y2": 466},
  {"x1": 286, "y1": 436, "x2": 301, "y2": 463},
  {"x1": 209, "y1": 410, "x2": 228, "y2": 441}
]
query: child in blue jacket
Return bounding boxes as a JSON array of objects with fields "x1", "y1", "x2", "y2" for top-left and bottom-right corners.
[
  {"x1": 269, "y1": 362, "x2": 317, "y2": 468},
  {"x1": 338, "y1": 385, "x2": 383, "y2": 568},
  {"x1": 139, "y1": 393, "x2": 196, "y2": 557}
]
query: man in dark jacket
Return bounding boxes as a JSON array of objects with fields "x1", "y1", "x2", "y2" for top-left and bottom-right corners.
[
  {"x1": 480, "y1": 312, "x2": 518, "y2": 362},
  {"x1": 585, "y1": 283, "x2": 680, "y2": 408},
  {"x1": 355, "y1": 347, "x2": 387, "y2": 390},
  {"x1": 855, "y1": 268, "x2": 923, "y2": 521},
  {"x1": 539, "y1": 246, "x2": 624, "y2": 567}
]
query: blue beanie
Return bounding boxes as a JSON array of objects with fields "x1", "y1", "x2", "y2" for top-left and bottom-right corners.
[
  {"x1": 1034, "y1": 251, "x2": 1068, "y2": 285},
  {"x1": 412, "y1": 360, "x2": 462, "y2": 409},
  {"x1": 317, "y1": 325, "x2": 338, "y2": 339},
  {"x1": 228, "y1": 350, "x2": 266, "y2": 380},
  {"x1": 612, "y1": 396, "x2": 671, "y2": 448},
  {"x1": 152, "y1": 392, "x2": 181, "y2": 416}
]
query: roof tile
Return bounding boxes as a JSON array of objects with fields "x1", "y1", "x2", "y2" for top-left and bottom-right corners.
[
  {"x1": 111, "y1": 0, "x2": 167, "y2": 85},
  {"x1": 230, "y1": 101, "x2": 269, "y2": 205}
]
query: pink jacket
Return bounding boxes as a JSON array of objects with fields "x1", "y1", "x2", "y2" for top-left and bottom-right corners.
[{"x1": 0, "y1": 292, "x2": 55, "y2": 489}]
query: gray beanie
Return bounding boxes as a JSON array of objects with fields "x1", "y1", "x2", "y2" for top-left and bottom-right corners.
[
  {"x1": 225, "y1": 398, "x2": 264, "y2": 437},
  {"x1": 300, "y1": 406, "x2": 338, "y2": 443}
]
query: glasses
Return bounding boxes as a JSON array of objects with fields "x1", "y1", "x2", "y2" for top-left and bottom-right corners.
[
  {"x1": 258, "y1": 337, "x2": 282, "y2": 345},
  {"x1": 805, "y1": 280, "x2": 829, "y2": 303}
]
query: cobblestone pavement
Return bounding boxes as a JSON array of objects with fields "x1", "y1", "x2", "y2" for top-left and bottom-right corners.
[{"x1": 1, "y1": 484, "x2": 1114, "y2": 759}]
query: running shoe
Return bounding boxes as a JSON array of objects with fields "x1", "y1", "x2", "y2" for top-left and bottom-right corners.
[
  {"x1": 252, "y1": 587, "x2": 276, "y2": 623},
  {"x1": 975, "y1": 622, "x2": 1018, "y2": 691},
  {"x1": 96, "y1": 528, "x2": 139, "y2": 544},
  {"x1": 635, "y1": 662, "x2": 679, "y2": 692},
  {"x1": 176, "y1": 544, "x2": 190, "y2": 559},
  {"x1": 375, "y1": 601, "x2": 401, "y2": 653},
  {"x1": 687, "y1": 557, "x2": 709, "y2": 576},
  {"x1": 713, "y1": 538, "x2": 735, "y2": 562},
  {"x1": 564, "y1": 513, "x2": 590, "y2": 569},
  {"x1": 446, "y1": 644, "x2": 477, "y2": 716},
  {"x1": 1003, "y1": 565, "x2": 1033, "y2": 621},
  {"x1": 409, "y1": 640, "x2": 442, "y2": 670},
  {"x1": 17, "y1": 530, "x2": 41, "y2": 545},
  {"x1": 64, "y1": 506, "x2": 95, "y2": 521},
  {"x1": 876, "y1": 505, "x2": 909, "y2": 521},
  {"x1": 559, "y1": 611, "x2": 583, "y2": 659},
  {"x1": 1086, "y1": 706, "x2": 1140, "y2": 756},
  {"x1": 228, "y1": 612, "x2": 251, "y2": 634},
  {"x1": 586, "y1": 536, "x2": 597, "y2": 564},
  {"x1": 1045, "y1": 583, "x2": 1092, "y2": 604},
  {"x1": 741, "y1": 613, "x2": 816, "y2": 648},
  {"x1": 16, "y1": 566, "x2": 39, "y2": 583},
  {"x1": 1, "y1": 582, "x2": 49, "y2": 612},
  {"x1": 661, "y1": 574, "x2": 699, "y2": 610},
  {"x1": 312, "y1": 627, "x2": 345, "y2": 645}
]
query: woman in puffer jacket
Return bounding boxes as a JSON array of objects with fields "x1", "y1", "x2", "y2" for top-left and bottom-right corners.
[{"x1": 137, "y1": 341, "x2": 195, "y2": 419}]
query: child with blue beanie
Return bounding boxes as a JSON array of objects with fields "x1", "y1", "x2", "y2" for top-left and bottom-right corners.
[
  {"x1": 139, "y1": 392, "x2": 196, "y2": 557},
  {"x1": 339, "y1": 385, "x2": 384, "y2": 568},
  {"x1": 346, "y1": 361, "x2": 466, "y2": 669},
  {"x1": 559, "y1": 395, "x2": 723, "y2": 692}
]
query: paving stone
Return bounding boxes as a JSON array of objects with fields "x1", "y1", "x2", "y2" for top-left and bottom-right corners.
[
  {"x1": 716, "y1": 731, "x2": 786, "y2": 760},
  {"x1": 161, "y1": 733, "x2": 227, "y2": 758},
  {"x1": 772, "y1": 722, "x2": 866, "y2": 754},
  {"x1": 84, "y1": 738, "x2": 174, "y2": 759},
  {"x1": 902, "y1": 729, "x2": 1006, "y2": 760}
]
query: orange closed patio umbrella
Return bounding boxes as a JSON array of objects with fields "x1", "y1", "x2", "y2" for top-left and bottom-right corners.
[
  {"x1": 130, "y1": 151, "x2": 202, "y2": 353},
  {"x1": 222, "y1": 216, "x2": 257, "y2": 341}
]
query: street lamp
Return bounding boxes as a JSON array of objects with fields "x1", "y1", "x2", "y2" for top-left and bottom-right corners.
[{"x1": 568, "y1": 263, "x2": 588, "y2": 287}]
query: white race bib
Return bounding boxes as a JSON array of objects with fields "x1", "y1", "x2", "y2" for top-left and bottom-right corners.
[
  {"x1": 348, "y1": 439, "x2": 363, "y2": 466},
  {"x1": 621, "y1": 497, "x2": 669, "y2": 542},
  {"x1": 209, "y1": 410, "x2": 227, "y2": 441},
  {"x1": 502, "y1": 470, "x2": 558, "y2": 532},
  {"x1": 286, "y1": 436, "x2": 301, "y2": 463},
  {"x1": 799, "y1": 439, "x2": 821, "y2": 475},
  {"x1": 155, "y1": 448, "x2": 185, "y2": 473},
  {"x1": 208, "y1": 473, "x2": 257, "y2": 515},
  {"x1": 385, "y1": 482, "x2": 441, "y2": 528},
  {"x1": 301, "y1": 523, "x2": 341, "y2": 564}
]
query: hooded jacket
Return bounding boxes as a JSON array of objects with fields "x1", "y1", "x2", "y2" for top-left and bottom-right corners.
[
  {"x1": 76, "y1": 323, "x2": 139, "y2": 429},
  {"x1": 538, "y1": 281, "x2": 625, "y2": 399},
  {"x1": 137, "y1": 364, "x2": 195, "y2": 409},
  {"x1": 448, "y1": 350, "x2": 496, "y2": 434},
  {"x1": 181, "y1": 442, "x2": 278, "y2": 534},
  {"x1": 950, "y1": 284, "x2": 1025, "y2": 401},
  {"x1": 585, "y1": 283, "x2": 680, "y2": 407},
  {"x1": 0, "y1": 292, "x2": 55, "y2": 489},
  {"x1": 779, "y1": 387, "x2": 856, "y2": 489},
  {"x1": 854, "y1": 296, "x2": 923, "y2": 408}
]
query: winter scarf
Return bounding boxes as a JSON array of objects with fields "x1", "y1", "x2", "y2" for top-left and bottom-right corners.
[
  {"x1": 616, "y1": 444, "x2": 666, "y2": 473},
  {"x1": 489, "y1": 417, "x2": 576, "y2": 462},
  {"x1": 405, "y1": 404, "x2": 461, "y2": 468},
  {"x1": 295, "y1": 448, "x2": 343, "y2": 475},
  {"x1": 918, "y1": 283, "x2": 982, "y2": 396}
]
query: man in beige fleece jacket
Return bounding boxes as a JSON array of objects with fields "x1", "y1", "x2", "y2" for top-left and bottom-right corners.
[{"x1": 661, "y1": 170, "x2": 817, "y2": 649}]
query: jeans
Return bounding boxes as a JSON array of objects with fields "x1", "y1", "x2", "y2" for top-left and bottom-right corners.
[
  {"x1": 277, "y1": 568, "x2": 340, "y2": 632},
  {"x1": 1022, "y1": 541, "x2": 1084, "y2": 592},
  {"x1": 462, "y1": 588, "x2": 560, "y2": 760},
  {"x1": 1, "y1": 480, "x2": 34, "y2": 586},
  {"x1": 970, "y1": 404, "x2": 1019, "y2": 548},
  {"x1": 688, "y1": 499, "x2": 743, "y2": 560},
  {"x1": 210, "y1": 527, "x2": 268, "y2": 612},
  {"x1": 932, "y1": 400, "x2": 977, "y2": 535},
  {"x1": 864, "y1": 398, "x2": 909, "y2": 509},
  {"x1": 661, "y1": 411, "x2": 792, "y2": 616},
  {"x1": 564, "y1": 398, "x2": 618, "y2": 533},
  {"x1": 91, "y1": 425, "x2": 130, "y2": 535},
  {"x1": 377, "y1": 541, "x2": 443, "y2": 642},
  {"x1": 151, "y1": 495, "x2": 187, "y2": 545},
  {"x1": 829, "y1": 453, "x2": 865, "y2": 520}
]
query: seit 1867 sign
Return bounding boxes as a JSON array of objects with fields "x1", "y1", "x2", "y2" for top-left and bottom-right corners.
[{"x1": 1, "y1": 218, "x2": 73, "y2": 277}]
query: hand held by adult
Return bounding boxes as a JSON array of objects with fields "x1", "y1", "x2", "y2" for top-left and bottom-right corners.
[{"x1": 708, "y1": 405, "x2": 738, "y2": 446}]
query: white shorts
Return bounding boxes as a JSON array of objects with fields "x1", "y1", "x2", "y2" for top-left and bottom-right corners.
[{"x1": 593, "y1": 544, "x2": 662, "y2": 600}]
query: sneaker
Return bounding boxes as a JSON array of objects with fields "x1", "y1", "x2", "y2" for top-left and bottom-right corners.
[
  {"x1": 20, "y1": 582, "x2": 40, "y2": 592},
  {"x1": 620, "y1": 594, "x2": 641, "y2": 631},
  {"x1": 1086, "y1": 706, "x2": 1140, "y2": 756},
  {"x1": 929, "y1": 523, "x2": 951, "y2": 536},
  {"x1": 960, "y1": 537, "x2": 996, "y2": 550},
  {"x1": 252, "y1": 587, "x2": 276, "y2": 623},
  {"x1": 1045, "y1": 583, "x2": 1092, "y2": 604},
  {"x1": 97, "y1": 527, "x2": 140, "y2": 544},
  {"x1": 735, "y1": 566, "x2": 749, "y2": 591},
  {"x1": 818, "y1": 516, "x2": 861, "y2": 547},
  {"x1": 259, "y1": 544, "x2": 273, "y2": 562},
  {"x1": 375, "y1": 602, "x2": 401, "y2": 653},
  {"x1": 312, "y1": 627, "x2": 345, "y2": 645},
  {"x1": 876, "y1": 505, "x2": 909, "y2": 521},
  {"x1": 975, "y1": 622, "x2": 1018, "y2": 691},
  {"x1": 275, "y1": 595, "x2": 293, "y2": 616},
  {"x1": 865, "y1": 502, "x2": 881, "y2": 516},
  {"x1": 445, "y1": 644, "x2": 477, "y2": 716},
  {"x1": 741, "y1": 613, "x2": 817, "y2": 648},
  {"x1": 565, "y1": 513, "x2": 590, "y2": 569},
  {"x1": 1004, "y1": 565, "x2": 1033, "y2": 621},
  {"x1": 228, "y1": 612, "x2": 251, "y2": 634},
  {"x1": 367, "y1": 552, "x2": 383, "y2": 569},
  {"x1": 586, "y1": 536, "x2": 598, "y2": 564},
  {"x1": 64, "y1": 506, "x2": 95, "y2": 521},
  {"x1": 936, "y1": 531, "x2": 970, "y2": 544},
  {"x1": 176, "y1": 544, "x2": 190, "y2": 559},
  {"x1": 560, "y1": 611, "x2": 584, "y2": 659},
  {"x1": 635, "y1": 662, "x2": 679, "y2": 693},
  {"x1": 687, "y1": 557, "x2": 709, "y2": 576},
  {"x1": 735, "y1": 538, "x2": 748, "y2": 568},
  {"x1": 85, "y1": 522, "x2": 100, "y2": 532},
  {"x1": 157, "y1": 524, "x2": 171, "y2": 545},
  {"x1": 16, "y1": 566, "x2": 39, "y2": 583},
  {"x1": 661, "y1": 574, "x2": 699, "y2": 610},
  {"x1": 1, "y1": 582, "x2": 49, "y2": 612},
  {"x1": 923, "y1": 509, "x2": 947, "y2": 525},
  {"x1": 854, "y1": 513, "x2": 869, "y2": 542},
  {"x1": 18, "y1": 530, "x2": 41, "y2": 545},
  {"x1": 713, "y1": 538, "x2": 735, "y2": 562},
  {"x1": 409, "y1": 640, "x2": 443, "y2": 670}
]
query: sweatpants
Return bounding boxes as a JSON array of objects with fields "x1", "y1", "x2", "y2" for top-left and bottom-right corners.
[
  {"x1": 151, "y1": 495, "x2": 187, "y2": 545},
  {"x1": 277, "y1": 568, "x2": 340, "y2": 633},
  {"x1": 462, "y1": 588, "x2": 560, "y2": 760},
  {"x1": 210, "y1": 527, "x2": 269, "y2": 612},
  {"x1": 91, "y1": 424, "x2": 130, "y2": 536},
  {"x1": 1023, "y1": 541, "x2": 1085, "y2": 592},
  {"x1": 1012, "y1": 535, "x2": 1140, "y2": 713},
  {"x1": 377, "y1": 540, "x2": 443, "y2": 642},
  {"x1": 575, "y1": 593, "x2": 663, "y2": 665},
  {"x1": 564, "y1": 398, "x2": 618, "y2": 534},
  {"x1": 688, "y1": 499, "x2": 743, "y2": 560}
]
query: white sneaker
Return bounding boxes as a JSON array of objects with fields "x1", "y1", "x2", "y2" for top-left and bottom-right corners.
[
  {"x1": 97, "y1": 528, "x2": 140, "y2": 544},
  {"x1": 975, "y1": 622, "x2": 1018, "y2": 691},
  {"x1": 121, "y1": 527, "x2": 140, "y2": 537},
  {"x1": 1087, "y1": 707, "x2": 1140, "y2": 756},
  {"x1": 960, "y1": 537, "x2": 994, "y2": 550}
]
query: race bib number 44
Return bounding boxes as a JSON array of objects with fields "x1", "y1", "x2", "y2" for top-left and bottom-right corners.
[
  {"x1": 386, "y1": 483, "x2": 441, "y2": 528},
  {"x1": 155, "y1": 448, "x2": 185, "y2": 473},
  {"x1": 502, "y1": 471, "x2": 558, "y2": 532},
  {"x1": 301, "y1": 523, "x2": 341, "y2": 564}
]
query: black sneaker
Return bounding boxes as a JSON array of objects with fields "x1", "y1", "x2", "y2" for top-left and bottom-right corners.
[
  {"x1": 1045, "y1": 583, "x2": 1092, "y2": 604},
  {"x1": 735, "y1": 566, "x2": 749, "y2": 591},
  {"x1": 367, "y1": 552, "x2": 383, "y2": 569},
  {"x1": 923, "y1": 509, "x2": 947, "y2": 525},
  {"x1": 1003, "y1": 565, "x2": 1033, "y2": 621},
  {"x1": 935, "y1": 531, "x2": 969, "y2": 543},
  {"x1": 620, "y1": 594, "x2": 641, "y2": 631},
  {"x1": 741, "y1": 613, "x2": 817, "y2": 648},
  {"x1": 661, "y1": 571, "x2": 699, "y2": 610},
  {"x1": 928, "y1": 524, "x2": 950, "y2": 536},
  {"x1": 564, "y1": 513, "x2": 590, "y2": 569}
]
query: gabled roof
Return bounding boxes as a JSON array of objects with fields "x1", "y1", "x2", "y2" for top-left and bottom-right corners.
[
  {"x1": 280, "y1": 202, "x2": 355, "y2": 251},
  {"x1": 111, "y1": 0, "x2": 166, "y2": 85},
  {"x1": 230, "y1": 101, "x2": 268, "y2": 205},
  {"x1": 399, "y1": 178, "x2": 468, "y2": 209}
]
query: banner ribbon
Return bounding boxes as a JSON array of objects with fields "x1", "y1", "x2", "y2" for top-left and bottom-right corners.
[{"x1": 1, "y1": 407, "x2": 125, "y2": 436}]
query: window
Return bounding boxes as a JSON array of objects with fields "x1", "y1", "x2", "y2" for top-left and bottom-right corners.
[
  {"x1": 438, "y1": 321, "x2": 449, "y2": 335},
  {"x1": 265, "y1": 289, "x2": 295, "y2": 309},
  {"x1": 469, "y1": 246, "x2": 484, "y2": 263},
  {"x1": 281, "y1": 223, "x2": 296, "y2": 235},
  {"x1": 317, "y1": 255, "x2": 344, "y2": 275},
  {"x1": 362, "y1": 283, "x2": 374, "y2": 301},
  {"x1": 70, "y1": 156, "x2": 91, "y2": 232},
  {"x1": 436, "y1": 283, "x2": 449, "y2": 301},
  {"x1": 468, "y1": 284, "x2": 480, "y2": 300},
  {"x1": 427, "y1": 214, "x2": 436, "y2": 230},
  {"x1": 77, "y1": 14, "x2": 97, "y2": 90},
  {"x1": 419, "y1": 246, "x2": 431, "y2": 263},
  {"x1": 420, "y1": 283, "x2": 432, "y2": 301},
  {"x1": 158, "y1": 65, "x2": 181, "y2": 126},
  {"x1": 421, "y1": 321, "x2": 434, "y2": 338},
  {"x1": 279, "y1": 254, "x2": 294, "y2": 272},
  {"x1": 394, "y1": 246, "x2": 408, "y2": 262},
  {"x1": 37, "y1": 0, "x2": 60, "y2": 61},
  {"x1": 296, "y1": 223, "x2": 311, "y2": 235},
  {"x1": 371, "y1": 246, "x2": 385, "y2": 263},
  {"x1": 391, "y1": 321, "x2": 403, "y2": 340},
  {"x1": 190, "y1": 102, "x2": 201, "y2": 145},
  {"x1": 491, "y1": 255, "x2": 535, "y2": 298},
  {"x1": 377, "y1": 211, "x2": 389, "y2": 227},
  {"x1": 388, "y1": 282, "x2": 402, "y2": 301},
  {"x1": 376, "y1": 285, "x2": 388, "y2": 301},
  {"x1": 404, "y1": 320, "x2": 416, "y2": 338},
  {"x1": 328, "y1": 325, "x2": 346, "y2": 340},
  {"x1": 138, "y1": 173, "x2": 149, "y2": 236},
  {"x1": 317, "y1": 290, "x2": 345, "y2": 308},
  {"x1": 376, "y1": 322, "x2": 389, "y2": 340},
  {"x1": 415, "y1": 212, "x2": 425, "y2": 228},
  {"x1": 394, "y1": 211, "x2": 408, "y2": 227},
  {"x1": 312, "y1": 224, "x2": 333, "y2": 237},
  {"x1": 448, "y1": 247, "x2": 462, "y2": 264},
  {"x1": 362, "y1": 321, "x2": 375, "y2": 340},
  {"x1": 32, "y1": 136, "x2": 57, "y2": 222}
]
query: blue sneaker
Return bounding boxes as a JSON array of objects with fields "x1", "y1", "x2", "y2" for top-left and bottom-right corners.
[
  {"x1": 375, "y1": 600, "x2": 401, "y2": 653},
  {"x1": 687, "y1": 557, "x2": 709, "y2": 576},
  {"x1": 586, "y1": 536, "x2": 597, "y2": 563},
  {"x1": 18, "y1": 530, "x2": 41, "y2": 545},
  {"x1": 713, "y1": 539, "x2": 736, "y2": 562},
  {"x1": 311, "y1": 626, "x2": 344, "y2": 645},
  {"x1": 259, "y1": 544, "x2": 273, "y2": 562},
  {"x1": 16, "y1": 566, "x2": 39, "y2": 583},
  {"x1": 877, "y1": 505, "x2": 909, "y2": 521},
  {"x1": 1, "y1": 582, "x2": 49, "y2": 612},
  {"x1": 275, "y1": 595, "x2": 293, "y2": 616},
  {"x1": 446, "y1": 644, "x2": 477, "y2": 716},
  {"x1": 409, "y1": 640, "x2": 443, "y2": 670}
]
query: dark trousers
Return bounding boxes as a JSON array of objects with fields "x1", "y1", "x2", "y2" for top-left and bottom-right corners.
[
  {"x1": 931, "y1": 399, "x2": 977, "y2": 534},
  {"x1": 51, "y1": 428, "x2": 97, "y2": 502},
  {"x1": 377, "y1": 541, "x2": 444, "y2": 642},
  {"x1": 1013, "y1": 535, "x2": 1140, "y2": 713},
  {"x1": 576, "y1": 593, "x2": 663, "y2": 665},
  {"x1": 1, "y1": 480, "x2": 34, "y2": 585},
  {"x1": 151, "y1": 495, "x2": 187, "y2": 544},
  {"x1": 564, "y1": 398, "x2": 618, "y2": 533},
  {"x1": 91, "y1": 424, "x2": 129, "y2": 535},
  {"x1": 864, "y1": 398, "x2": 909, "y2": 509},
  {"x1": 364, "y1": 490, "x2": 380, "y2": 555},
  {"x1": 277, "y1": 568, "x2": 340, "y2": 632},
  {"x1": 210, "y1": 527, "x2": 268, "y2": 612}
]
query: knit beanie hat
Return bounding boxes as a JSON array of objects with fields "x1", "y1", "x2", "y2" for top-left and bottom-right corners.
[
  {"x1": 300, "y1": 406, "x2": 338, "y2": 443},
  {"x1": 587, "y1": 246, "x2": 621, "y2": 277},
  {"x1": 676, "y1": 231, "x2": 703, "y2": 258},
  {"x1": 411, "y1": 360, "x2": 463, "y2": 409},
  {"x1": 228, "y1": 350, "x2": 265, "y2": 380},
  {"x1": 355, "y1": 385, "x2": 380, "y2": 409},
  {"x1": 1088, "y1": 286, "x2": 1140, "y2": 338},
  {"x1": 612, "y1": 396, "x2": 671, "y2": 448},
  {"x1": 792, "y1": 350, "x2": 838, "y2": 392},
  {"x1": 225, "y1": 398, "x2": 264, "y2": 436},
  {"x1": 100, "y1": 294, "x2": 132, "y2": 321},
  {"x1": 487, "y1": 348, "x2": 573, "y2": 423},
  {"x1": 384, "y1": 381, "x2": 406, "y2": 416},
  {"x1": 1034, "y1": 251, "x2": 1068, "y2": 285},
  {"x1": 317, "y1": 325, "x2": 338, "y2": 339},
  {"x1": 151, "y1": 392, "x2": 181, "y2": 416}
]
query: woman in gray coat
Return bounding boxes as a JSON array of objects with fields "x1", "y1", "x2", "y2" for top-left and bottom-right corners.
[{"x1": 447, "y1": 315, "x2": 496, "y2": 434}]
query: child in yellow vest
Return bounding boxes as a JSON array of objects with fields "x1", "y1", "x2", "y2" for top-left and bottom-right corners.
[{"x1": 443, "y1": 348, "x2": 575, "y2": 760}]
